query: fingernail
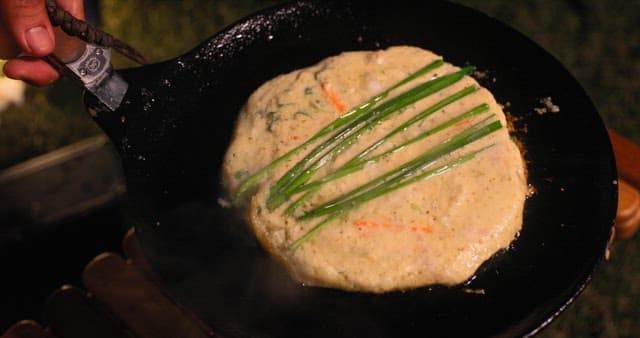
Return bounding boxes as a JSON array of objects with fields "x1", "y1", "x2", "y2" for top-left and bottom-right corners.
[{"x1": 25, "y1": 26, "x2": 53, "y2": 55}]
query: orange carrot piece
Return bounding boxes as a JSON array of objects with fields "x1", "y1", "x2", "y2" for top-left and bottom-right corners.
[
  {"x1": 420, "y1": 226, "x2": 433, "y2": 234},
  {"x1": 320, "y1": 82, "x2": 347, "y2": 113},
  {"x1": 353, "y1": 219, "x2": 433, "y2": 234}
]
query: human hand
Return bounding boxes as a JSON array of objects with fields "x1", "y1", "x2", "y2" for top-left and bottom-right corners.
[{"x1": 0, "y1": 0, "x2": 85, "y2": 86}]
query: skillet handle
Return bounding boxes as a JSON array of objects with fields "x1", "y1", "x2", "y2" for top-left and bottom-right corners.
[{"x1": 608, "y1": 130, "x2": 640, "y2": 239}]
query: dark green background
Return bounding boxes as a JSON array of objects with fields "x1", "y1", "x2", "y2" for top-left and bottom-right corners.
[{"x1": 0, "y1": 1, "x2": 637, "y2": 337}]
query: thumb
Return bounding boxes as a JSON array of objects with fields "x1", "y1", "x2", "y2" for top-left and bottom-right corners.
[{"x1": 0, "y1": 0, "x2": 55, "y2": 57}]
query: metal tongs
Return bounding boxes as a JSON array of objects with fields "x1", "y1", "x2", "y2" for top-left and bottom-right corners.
[{"x1": 43, "y1": 0, "x2": 147, "y2": 111}]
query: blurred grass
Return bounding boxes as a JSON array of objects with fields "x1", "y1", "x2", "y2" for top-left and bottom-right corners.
[
  {"x1": 456, "y1": 0, "x2": 640, "y2": 145},
  {"x1": 100, "y1": 0, "x2": 279, "y2": 68},
  {"x1": 0, "y1": 1, "x2": 637, "y2": 336},
  {"x1": 1, "y1": 0, "x2": 637, "y2": 168},
  {"x1": 0, "y1": 82, "x2": 99, "y2": 168}
]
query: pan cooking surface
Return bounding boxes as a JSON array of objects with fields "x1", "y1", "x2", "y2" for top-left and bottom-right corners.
[{"x1": 95, "y1": 1, "x2": 617, "y2": 337}]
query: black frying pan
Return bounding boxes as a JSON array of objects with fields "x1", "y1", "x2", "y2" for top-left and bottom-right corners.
[{"x1": 85, "y1": 1, "x2": 617, "y2": 337}]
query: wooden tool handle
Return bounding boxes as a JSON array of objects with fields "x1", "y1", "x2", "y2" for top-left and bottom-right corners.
[
  {"x1": 608, "y1": 130, "x2": 640, "y2": 239},
  {"x1": 0, "y1": 320, "x2": 54, "y2": 338}
]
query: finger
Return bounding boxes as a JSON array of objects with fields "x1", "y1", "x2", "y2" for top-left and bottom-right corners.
[
  {"x1": 3, "y1": 56, "x2": 60, "y2": 85},
  {"x1": 0, "y1": 14, "x2": 21, "y2": 58},
  {"x1": 0, "y1": 0, "x2": 55, "y2": 57}
]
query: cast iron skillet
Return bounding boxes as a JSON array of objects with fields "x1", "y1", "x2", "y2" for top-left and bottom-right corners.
[{"x1": 86, "y1": 0, "x2": 617, "y2": 337}]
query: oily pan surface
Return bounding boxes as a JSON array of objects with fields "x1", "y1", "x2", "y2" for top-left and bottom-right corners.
[
  {"x1": 223, "y1": 46, "x2": 527, "y2": 293},
  {"x1": 118, "y1": 1, "x2": 616, "y2": 337}
]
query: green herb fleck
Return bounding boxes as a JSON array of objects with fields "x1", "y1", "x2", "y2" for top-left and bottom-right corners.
[
  {"x1": 313, "y1": 64, "x2": 329, "y2": 80},
  {"x1": 234, "y1": 169, "x2": 249, "y2": 180},
  {"x1": 276, "y1": 97, "x2": 292, "y2": 108},
  {"x1": 266, "y1": 111, "x2": 279, "y2": 132},
  {"x1": 294, "y1": 111, "x2": 312, "y2": 119}
]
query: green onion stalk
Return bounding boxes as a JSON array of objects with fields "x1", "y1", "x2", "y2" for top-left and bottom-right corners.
[
  {"x1": 232, "y1": 59, "x2": 445, "y2": 205},
  {"x1": 267, "y1": 66, "x2": 474, "y2": 209}
]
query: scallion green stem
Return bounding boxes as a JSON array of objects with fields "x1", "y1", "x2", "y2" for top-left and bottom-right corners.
[
  {"x1": 288, "y1": 211, "x2": 345, "y2": 251},
  {"x1": 282, "y1": 100, "x2": 489, "y2": 216},
  {"x1": 342, "y1": 85, "x2": 477, "y2": 167},
  {"x1": 288, "y1": 146, "x2": 491, "y2": 250},
  {"x1": 299, "y1": 120, "x2": 502, "y2": 220},
  {"x1": 289, "y1": 103, "x2": 490, "y2": 197},
  {"x1": 267, "y1": 66, "x2": 474, "y2": 209},
  {"x1": 296, "y1": 116, "x2": 497, "y2": 215},
  {"x1": 232, "y1": 60, "x2": 444, "y2": 204},
  {"x1": 284, "y1": 186, "x2": 319, "y2": 216}
]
